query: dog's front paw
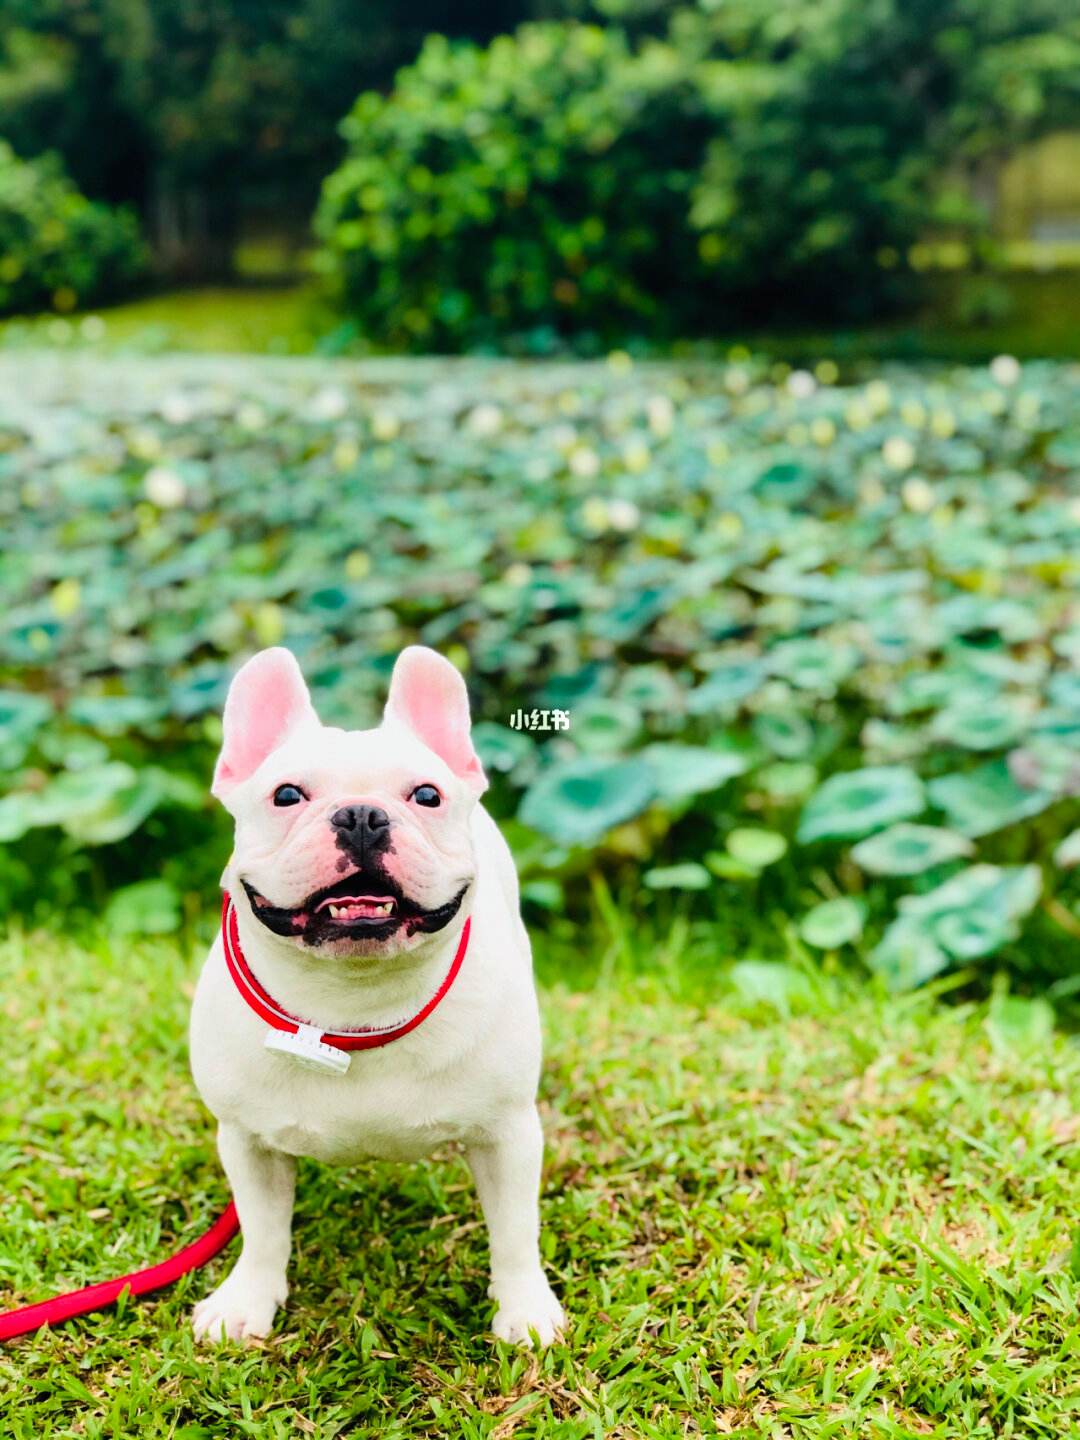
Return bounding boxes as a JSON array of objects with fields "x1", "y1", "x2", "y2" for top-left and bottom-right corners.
[
  {"x1": 192, "y1": 1270, "x2": 286, "y2": 1344},
  {"x1": 491, "y1": 1272, "x2": 565, "y2": 1348}
]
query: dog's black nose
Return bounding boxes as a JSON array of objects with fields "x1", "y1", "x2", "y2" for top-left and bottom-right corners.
[{"x1": 330, "y1": 804, "x2": 390, "y2": 836}]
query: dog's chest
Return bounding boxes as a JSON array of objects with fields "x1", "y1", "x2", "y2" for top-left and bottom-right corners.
[{"x1": 235, "y1": 1052, "x2": 482, "y2": 1163}]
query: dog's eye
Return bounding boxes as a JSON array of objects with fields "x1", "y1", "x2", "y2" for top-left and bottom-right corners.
[
  {"x1": 273, "y1": 784, "x2": 306, "y2": 807},
  {"x1": 410, "y1": 784, "x2": 442, "y2": 808}
]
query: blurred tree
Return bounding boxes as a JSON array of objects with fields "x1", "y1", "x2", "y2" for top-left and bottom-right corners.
[
  {"x1": 317, "y1": 0, "x2": 1080, "y2": 345},
  {"x1": 315, "y1": 24, "x2": 716, "y2": 348},
  {"x1": 0, "y1": 138, "x2": 145, "y2": 312},
  {"x1": 1, "y1": 0, "x2": 1076, "y2": 299},
  {"x1": 687, "y1": 0, "x2": 1080, "y2": 319},
  {"x1": 0, "y1": 0, "x2": 532, "y2": 278}
]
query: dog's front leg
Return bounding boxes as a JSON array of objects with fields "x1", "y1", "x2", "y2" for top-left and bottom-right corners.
[
  {"x1": 466, "y1": 1105, "x2": 565, "y2": 1346},
  {"x1": 192, "y1": 1122, "x2": 296, "y2": 1343}
]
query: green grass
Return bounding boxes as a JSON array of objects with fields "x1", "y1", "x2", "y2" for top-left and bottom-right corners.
[
  {"x1": 1, "y1": 924, "x2": 1078, "y2": 1437},
  {"x1": 2, "y1": 265, "x2": 1079, "y2": 361},
  {"x1": 0, "y1": 286, "x2": 332, "y2": 357}
]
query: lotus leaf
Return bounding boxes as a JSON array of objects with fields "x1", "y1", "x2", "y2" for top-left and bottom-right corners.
[
  {"x1": 888, "y1": 668, "x2": 997, "y2": 717},
  {"x1": 767, "y1": 638, "x2": 859, "y2": 695},
  {"x1": 104, "y1": 879, "x2": 182, "y2": 935},
  {"x1": 886, "y1": 864, "x2": 1042, "y2": 966},
  {"x1": 471, "y1": 722, "x2": 538, "y2": 780},
  {"x1": 1047, "y1": 673, "x2": 1080, "y2": 711},
  {"x1": 518, "y1": 757, "x2": 655, "y2": 845},
  {"x1": 850, "y1": 823, "x2": 974, "y2": 876},
  {"x1": 933, "y1": 909, "x2": 1016, "y2": 960},
  {"x1": 705, "y1": 850, "x2": 759, "y2": 881},
  {"x1": 643, "y1": 863, "x2": 712, "y2": 890},
  {"x1": 798, "y1": 766, "x2": 925, "y2": 843},
  {"x1": 68, "y1": 695, "x2": 167, "y2": 733},
  {"x1": 899, "y1": 863, "x2": 1042, "y2": 924},
  {"x1": 928, "y1": 760, "x2": 1052, "y2": 837},
  {"x1": 0, "y1": 791, "x2": 44, "y2": 842},
  {"x1": 572, "y1": 700, "x2": 642, "y2": 756},
  {"x1": 615, "y1": 665, "x2": 683, "y2": 714},
  {"x1": 726, "y1": 827, "x2": 788, "y2": 868},
  {"x1": 31, "y1": 763, "x2": 140, "y2": 829},
  {"x1": 757, "y1": 762, "x2": 819, "y2": 802},
  {"x1": 641, "y1": 743, "x2": 750, "y2": 801},
  {"x1": 799, "y1": 898, "x2": 865, "y2": 950},
  {"x1": 869, "y1": 919, "x2": 950, "y2": 992},
  {"x1": 688, "y1": 661, "x2": 765, "y2": 714},
  {"x1": 2, "y1": 350, "x2": 1078, "y2": 984},
  {"x1": 931, "y1": 702, "x2": 1027, "y2": 752},
  {"x1": 0, "y1": 690, "x2": 51, "y2": 741},
  {"x1": 753, "y1": 711, "x2": 814, "y2": 759}
]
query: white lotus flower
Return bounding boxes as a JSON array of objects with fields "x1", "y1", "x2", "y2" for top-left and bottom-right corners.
[
  {"x1": 882, "y1": 435, "x2": 916, "y2": 471},
  {"x1": 787, "y1": 369, "x2": 816, "y2": 400},
  {"x1": 144, "y1": 466, "x2": 187, "y2": 508},
  {"x1": 646, "y1": 395, "x2": 675, "y2": 437},
  {"x1": 569, "y1": 446, "x2": 600, "y2": 478},
  {"x1": 990, "y1": 354, "x2": 1020, "y2": 386},
  {"x1": 608, "y1": 498, "x2": 640, "y2": 532},
  {"x1": 466, "y1": 403, "x2": 503, "y2": 437}
]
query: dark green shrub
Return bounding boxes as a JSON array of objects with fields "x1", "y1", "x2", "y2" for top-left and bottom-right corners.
[
  {"x1": 316, "y1": 1, "x2": 1080, "y2": 350},
  {"x1": 315, "y1": 24, "x2": 713, "y2": 350},
  {"x1": 0, "y1": 141, "x2": 146, "y2": 313}
]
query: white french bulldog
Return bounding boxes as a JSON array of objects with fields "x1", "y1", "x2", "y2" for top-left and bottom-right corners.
[{"x1": 188, "y1": 645, "x2": 565, "y2": 1347}]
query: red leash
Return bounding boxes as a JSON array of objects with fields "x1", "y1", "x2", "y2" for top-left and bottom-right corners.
[
  {"x1": 0, "y1": 895, "x2": 470, "y2": 1340},
  {"x1": 0, "y1": 1202, "x2": 239, "y2": 1342}
]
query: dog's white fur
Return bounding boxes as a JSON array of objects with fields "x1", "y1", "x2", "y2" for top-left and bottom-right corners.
[{"x1": 189, "y1": 646, "x2": 564, "y2": 1346}]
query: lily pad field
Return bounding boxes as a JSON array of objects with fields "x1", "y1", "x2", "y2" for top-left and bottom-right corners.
[
  {"x1": 4, "y1": 350, "x2": 1080, "y2": 1437},
  {"x1": 3, "y1": 349, "x2": 1080, "y2": 1006}
]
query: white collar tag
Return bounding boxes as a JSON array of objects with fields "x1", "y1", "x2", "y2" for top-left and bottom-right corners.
[{"x1": 264, "y1": 1024, "x2": 352, "y2": 1076}]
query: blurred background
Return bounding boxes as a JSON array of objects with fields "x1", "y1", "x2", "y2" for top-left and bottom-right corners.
[
  {"x1": 0, "y1": 0, "x2": 1079, "y2": 357},
  {"x1": 3, "y1": 0, "x2": 1080, "y2": 1015}
]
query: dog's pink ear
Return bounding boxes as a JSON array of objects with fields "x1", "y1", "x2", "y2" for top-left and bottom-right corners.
[
  {"x1": 212, "y1": 648, "x2": 319, "y2": 800},
  {"x1": 384, "y1": 646, "x2": 487, "y2": 794}
]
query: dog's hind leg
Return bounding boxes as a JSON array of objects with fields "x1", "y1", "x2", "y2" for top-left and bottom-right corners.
[
  {"x1": 466, "y1": 1105, "x2": 565, "y2": 1347},
  {"x1": 192, "y1": 1123, "x2": 296, "y2": 1343}
]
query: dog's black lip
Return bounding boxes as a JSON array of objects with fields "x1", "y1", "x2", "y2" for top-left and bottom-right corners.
[{"x1": 239, "y1": 874, "x2": 469, "y2": 943}]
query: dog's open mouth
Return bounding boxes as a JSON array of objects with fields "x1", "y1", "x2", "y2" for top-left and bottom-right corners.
[
  {"x1": 240, "y1": 870, "x2": 466, "y2": 945},
  {"x1": 316, "y1": 892, "x2": 396, "y2": 922}
]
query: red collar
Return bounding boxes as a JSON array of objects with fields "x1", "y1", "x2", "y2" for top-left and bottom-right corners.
[{"x1": 221, "y1": 893, "x2": 470, "y2": 1074}]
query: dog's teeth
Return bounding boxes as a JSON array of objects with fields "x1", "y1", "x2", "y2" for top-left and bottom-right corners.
[{"x1": 329, "y1": 905, "x2": 340, "y2": 919}]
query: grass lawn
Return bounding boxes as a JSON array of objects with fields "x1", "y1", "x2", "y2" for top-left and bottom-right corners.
[
  {"x1": 0, "y1": 287, "x2": 331, "y2": 357},
  {"x1": 0, "y1": 924, "x2": 1077, "y2": 1438},
  {"x1": 1, "y1": 267, "x2": 1079, "y2": 362}
]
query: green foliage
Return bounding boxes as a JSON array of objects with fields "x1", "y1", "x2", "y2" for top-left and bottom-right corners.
[
  {"x1": 317, "y1": 2, "x2": 1080, "y2": 349},
  {"x1": 103, "y1": 878, "x2": 182, "y2": 935},
  {"x1": 4, "y1": 350, "x2": 1080, "y2": 991},
  {"x1": 0, "y1": 1, "x2": 556, "y2": 278},
  {"x1": 799, "y1": 897, "x2": 865, "y2": 951},
  {"x1": 871, "y1": 864, "x2": 1044, "y2": 989},
  {"x1": 315, "y1": 24, "x2": 711, "y2": 349},
  {"x1": 2, "y1": 925, "x2": 1079, "y2": 1434},
  {"x1": 0, "y1": 142, "x2": 145, "y2": 314}
]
